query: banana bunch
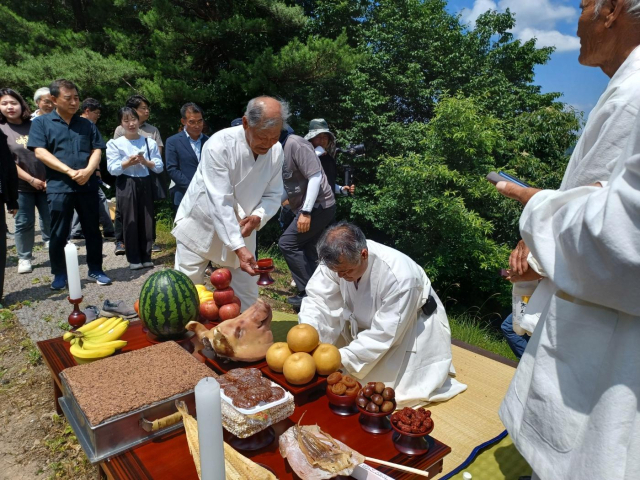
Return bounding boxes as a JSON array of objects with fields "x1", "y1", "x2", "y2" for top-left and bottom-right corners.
[
  {"x1": 63, "y1": 317, "x2": 129, "y2": 363},
  {"x1": 195, "y1": 284, "x2": 213, "y2": 303}
]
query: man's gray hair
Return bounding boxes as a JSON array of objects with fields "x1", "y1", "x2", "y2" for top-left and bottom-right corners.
[
  {"x1": 595, "y1": 0, "x2": 640, "y2": 18},
  {"x1": 244, "y1": 96, "x2": 290, "y2": 129},
  {"x1": 33, "y1": 87, "x2": 50, "y2": 104},
  {"x1": 317, "y1": 221, "x2": 368, "y2": 270}
]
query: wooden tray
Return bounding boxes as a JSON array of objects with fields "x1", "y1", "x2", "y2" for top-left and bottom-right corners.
[{"x1": 195, "y1": 350, "x2": 267, "y2": 374}]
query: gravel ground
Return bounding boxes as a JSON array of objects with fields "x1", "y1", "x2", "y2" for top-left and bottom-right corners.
[{"x1": 4, "y1": 215, "x2": 174, "y2": 342}]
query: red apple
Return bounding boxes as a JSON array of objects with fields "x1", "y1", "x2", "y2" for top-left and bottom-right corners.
[
  {"x1": 231, "y1": 296, "x2": 241, "y2": 309},
  {"x1": 199, "y1": 300, "x2": 219, "y2": 322},
  {"x1": 210, "y1": 268, "x2": 232, "y2": 290},
  {"x1": 219, "y1": 303, "x2": 241, "y2": 321},
  {"x1": 214, "y1": 287, "x2": 235, "y2": 307}
]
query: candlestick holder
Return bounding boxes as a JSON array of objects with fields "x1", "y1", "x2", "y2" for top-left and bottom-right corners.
[{"x1": 68, "y1": 296, "x2": 86, "y2": 330}]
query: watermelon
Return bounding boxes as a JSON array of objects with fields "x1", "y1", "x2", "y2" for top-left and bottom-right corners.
[{"x1": 139, "y1": 269, "x2": 200, "y2": 339}]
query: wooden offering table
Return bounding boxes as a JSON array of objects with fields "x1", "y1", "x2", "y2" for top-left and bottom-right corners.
[{"x1": 38, "y1": 321, "x2": 450, "y2": 479}]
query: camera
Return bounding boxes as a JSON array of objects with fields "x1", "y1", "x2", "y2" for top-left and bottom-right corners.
[{"x1": 336, "y1": 144, "x2": 365, "y2": 156}]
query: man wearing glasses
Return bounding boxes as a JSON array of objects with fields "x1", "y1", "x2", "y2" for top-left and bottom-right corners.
[
  {"x1": 166, "y1": 103, "x2": 209, "y2": 214},
  {"x1": 113, "y1": 94, "x2": 165, "y2": 254}
]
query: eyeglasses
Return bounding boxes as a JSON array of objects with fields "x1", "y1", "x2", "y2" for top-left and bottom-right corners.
[{"x1": 187, "y1": 119, "x2": 204, "y2": 126}]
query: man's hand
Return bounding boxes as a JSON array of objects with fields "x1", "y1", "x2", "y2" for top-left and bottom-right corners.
[
  {"x1": 297, "y1": 213, "x2": 311, "y2": 233},
  {"x1": 507, "y1": 269, "x2": 542, "y2": 283},
  {"x1": 72, "y1": 167, "x2": 94, "y2": 186},
  {"x1": 509, "y1": 240, "x2": 531, "y2": 276},
  {"x1": 234, "y1": 246, "x2": 258, "y2": 275},
  {"x1": 342, "y1": 184, "x2": 356, "y2": 195},
  {"x1": 239, "y1": 215, "x2": 261, "y2": 237},
  {"x1": 8, "y1": 208, "x2": 18, "y2": 217},
  {"x1": 495, "y1": 181, "x2": 541, "y2": 206},
  {"x1": 31, "y1": 178, "x2": 46, "y2": 191}
]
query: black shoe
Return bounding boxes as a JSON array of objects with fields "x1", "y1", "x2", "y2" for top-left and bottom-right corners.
[
  {"x1": 70, "y1": 233, "x2": 85, "y2": 240},
  {"x1": 287, "y1": 292, "x2": 306, "y2": 309},
  {"x1": 151, "y1": 243, "x2": 161, "y2": 253},
  {"x1": 103, "y1": 233, "x2": 116, "y2": 241},
  {"x1": 114, "y1": 241, "x2": 126, "y2": 255}
]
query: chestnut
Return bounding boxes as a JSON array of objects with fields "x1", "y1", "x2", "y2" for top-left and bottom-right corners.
[
  {"x1": 367, "y1": 382, "x2": 377, "y2": 388},
  {"x1": 370, "y1": 393, "x2": 384, "y2": 406},
  {"x1": 382, "y1": 387, "x2": 395, "y2": 401},
  {"x1": 374, "y1": 382, "x2": 385, "y2": 394},
  {"x1": 366, "y1": 402, "x2": 380, "y2": 413},
  {"x1": 363, "y1": 385, "x2": 375, "y2": 398},
  {"x1": 381, "y1": 401, "x2": 395, "y2": 413},
  {"x1": 356, "y1": 396, "x2": 369, "y2": 408}
]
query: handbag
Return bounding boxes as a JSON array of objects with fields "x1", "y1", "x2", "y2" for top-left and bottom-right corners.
[{"x1": 145, "y1": 137, "x2": 167, "y2": 200}]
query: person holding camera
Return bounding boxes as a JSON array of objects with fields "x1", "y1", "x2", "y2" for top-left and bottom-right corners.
[
  {"x1": 107, "y1": 107, "x2": 163, "y2": 270},
  {"x1": 304, "y1": 119, "x2": 355, "y2": 198},
  {"x1": 278, "y1": 131, "x2": 335, "y2": 308}
]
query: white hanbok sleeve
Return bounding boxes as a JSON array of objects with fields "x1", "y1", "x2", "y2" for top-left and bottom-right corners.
[
  {"x1": 251, "y1": 150, "x2": 284, "y2": 230},
  {"x1": 201, "y1": 144, "x2": 244, "y2": 252},
  {"x1": 520, "y1": 152, "x2": 640, "y2": 316},
  {"x1": 341, "y1": 284, "x2": 423, "y2": 379},
  {"x1": 298, "y1": 266, "x2": 344, "y2": 345}
]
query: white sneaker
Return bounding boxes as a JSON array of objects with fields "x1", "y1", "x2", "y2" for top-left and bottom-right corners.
[
  {"x1": 44, "y1": 241, "x2": 50, "y2": 250},
  {"x1": 142, "y1": 262, "x2": 154, "y2": 268},
  {"x1": 18, "y1": 259, "x2": 33, "y2": 274},
  {"x1": 129, "y1": 263, "x2": 144, "y2": 270},
  {"x1": 290, "y1": 279, "x2": 296, "y2": 288}
]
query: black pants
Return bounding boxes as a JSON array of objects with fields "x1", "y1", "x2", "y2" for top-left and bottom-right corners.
[
  {"x1": 116, "y1": 175, "x2": 154, "y2": 264},
  {"x1": 0, "y1": 203, "x2": 6, "y2": 303},
  {"x1": 279, "y1": 204, "x2": 336, "y2": 293},
  {"x1": 115, "y1": 200, "x2": 157, "y2": 243},
  {"x1": 48, "y1": 191, "x2": 103, "y2": 275}
]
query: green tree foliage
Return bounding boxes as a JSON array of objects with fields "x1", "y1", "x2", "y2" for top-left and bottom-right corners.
[{"x1": 0, "y1": 0, "x2": 582, "y2": 312}]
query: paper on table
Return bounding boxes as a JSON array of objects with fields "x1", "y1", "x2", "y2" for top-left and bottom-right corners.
[{"x1": 64, "y1": 243, "x2": 82, "y2": 300}]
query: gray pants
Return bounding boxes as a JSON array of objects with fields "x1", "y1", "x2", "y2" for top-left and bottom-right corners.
[
  {"x1": 70, "y1": 187, "x2": 114, "y2": 237},
  {"x1": 278, "y1": 204, "x2": 336, "y2": 293}
]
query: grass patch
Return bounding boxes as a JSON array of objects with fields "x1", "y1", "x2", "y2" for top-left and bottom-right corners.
[
  {"x1": 57, "y1": 321, "x2": 72, "y2": 332},
  {"x1": 20, "y1": 338, "x2": 42, "y2": 366},
  {"x1": 449, "y1": 314, "x2": 516, "y2": 361}
]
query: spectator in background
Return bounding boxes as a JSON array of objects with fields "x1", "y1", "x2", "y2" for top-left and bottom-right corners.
[
  {"x1": 30, "y1": 87, "x2": 54, "y2": 119},
  {"x1": 0, "y1": 128, "x2": 19, "y2": 306},
  {"x1": 278, "y1": 131, "x2": 335, "y2": 308},
  {"x1": 305, "y1": 119, "x2": 355, "y2": 198},
  {"x1": 107, "y1": 107, "x2": 163, "y2": 270},
  {"x1": 113, "y1": 94, "x2": 164, "y2": 256},
  {"x1": 69, "y1": 98, "x2": 115, "y2": 240},
  {"x1": 166, "y1": 103, "x2": 209, "y2": 213},
  {"x1": 28, "y1": 79, "x2": 110, "y2": 289},
  {"x1": 0, "y1": 88, "x2": 51, "y2": 274}
]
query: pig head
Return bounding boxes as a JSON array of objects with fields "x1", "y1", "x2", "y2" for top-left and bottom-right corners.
[{"x1": 186, "y1": 299, "x2": 274, "y2": 362}]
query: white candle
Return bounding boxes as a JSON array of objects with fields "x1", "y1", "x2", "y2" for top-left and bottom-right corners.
[
  {"x1": 64, "y1": 243, "x2": 82, "y2": 300},
  {"x1": 195, "y1": 377, "x2": 226, "y2": 480}
]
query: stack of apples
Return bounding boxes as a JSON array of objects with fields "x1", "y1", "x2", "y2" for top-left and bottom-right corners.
[
  {"x1": 266, "y1": 324, "x2": 342, "y2": 385},
  {"x1": 199, "y1": 268, "x2": 242, "y2": 322}
]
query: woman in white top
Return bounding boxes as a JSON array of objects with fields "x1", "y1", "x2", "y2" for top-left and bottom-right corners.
[{"x1": 107, "y1": 107, "x2": 163, "y2": 269}]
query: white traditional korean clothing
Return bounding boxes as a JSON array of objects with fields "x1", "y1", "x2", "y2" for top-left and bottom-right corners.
[
  {"x1": 299, "y1": 240, "x2": 467, "y2": 407},
  {"x1": 172, "y1": 126, "x2": 283, "y2": 308},
  {"x1": 499, "y1": 114, "x2": 640, "y2": 480},
  {"x1": 518, "y1": 45, "x2": 640, "y2": 335}
]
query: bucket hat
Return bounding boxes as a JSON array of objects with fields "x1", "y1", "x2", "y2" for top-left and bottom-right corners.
[{"x1": 304, "y1": 118, "x2": 335, "y2": 142}]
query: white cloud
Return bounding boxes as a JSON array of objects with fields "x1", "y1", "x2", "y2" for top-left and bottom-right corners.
[{"x1": 461, "y1": 0, "x2": 580, "y2": 53}]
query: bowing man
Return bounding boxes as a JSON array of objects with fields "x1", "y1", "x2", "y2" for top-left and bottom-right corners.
[
  {"x1": 172, "y1": 97, "x2": 285, "y2": 310},
  {"x1": 299, "y1": 222, "x2": 467, "y2": 407}
]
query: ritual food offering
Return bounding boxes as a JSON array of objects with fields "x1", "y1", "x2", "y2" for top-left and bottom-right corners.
[
  {"x1": 199, "y1": 300, "x2": 219, "y2": 322},
  {"x1": 210, "y1": 267, "x2": 232, "y2": 290},
  {"x1": 390, "y1": 407, "x2": 434, "y2": 435},
  {"x1": 187, "y1": 299, "x2": 274, "y2": 362},
  {"x1": 266, "y1": 342, "x2": 293, "y2": 373},
  {"x1": 279, "y1": 414, "x2": 366, "y2": 479},
  {"x1": 357, "y1": 383, "x2": 396, "y2": 414},
  {"x1": 312, "y1": 343, "x2": 341, "y2": 375},
  {"x1": 326, "y1": 372, "x2": 360, "y2": 396},
  {"x1": 287, "y1": 323, "x2": 320, "y2": 353},
  {"x1": 195, "y1": 284, "x2": 214, "y2": 303},
  {"x1": 62, "y1": 316, "x2": 128, "y2": 363},
  {"x1": 216, "y1": 368, "x2": 289, "y2": 412},
  {"x1": 139, "y1": 269, "x2": 200, "y2": 338},
  {"x1": 283, "y1": 352, "x2": 316, "y2": 385}
]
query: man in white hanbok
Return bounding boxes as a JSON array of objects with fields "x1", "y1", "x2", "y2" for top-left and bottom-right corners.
[
  {"x1": 172, "y1": 97, "x2": 285, "y2": 309},
  {"x1": 496, "y1": 98, "x2": 640, "y2": 480},
  {"x1": 506, "y1": 0, "x2": 640, "y2": 337},
  {"x1": 299, "y1": 222, "x2": 467, "y2": 407}
]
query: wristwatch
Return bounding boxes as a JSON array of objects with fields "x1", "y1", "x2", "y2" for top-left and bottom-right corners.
[{"x1": 300, "y1": 210, "x2": 312, "y2": 216}]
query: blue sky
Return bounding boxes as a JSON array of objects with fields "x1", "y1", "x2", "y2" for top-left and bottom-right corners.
[{"x1": 446, "y1": 0, "x2": 610, "y2": 117}]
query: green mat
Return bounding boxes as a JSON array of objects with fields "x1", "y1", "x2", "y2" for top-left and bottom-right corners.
[{"x1": 447, "y1": 434, "x2": 531, "y2": 480}]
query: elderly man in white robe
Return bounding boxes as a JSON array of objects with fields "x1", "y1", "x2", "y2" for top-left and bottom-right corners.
[
  {"x1": 172, "y1": 97, "x2": 285, "y2": 309},
  {"x1": 299, "y1": 222, "x2": 467, "y2": 407},
  {"x1": 506, "y1": 0, "x2": 640, "y2": 336}
]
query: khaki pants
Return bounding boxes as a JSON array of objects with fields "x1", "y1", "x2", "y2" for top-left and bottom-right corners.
[{"x1": 174, "y1": 240, "x2": 258, "y2": 312}]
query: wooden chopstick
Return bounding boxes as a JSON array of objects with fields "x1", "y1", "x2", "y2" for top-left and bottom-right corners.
[{"x1": 364, "y1": 457, "x2": 429, "y2": 478}]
